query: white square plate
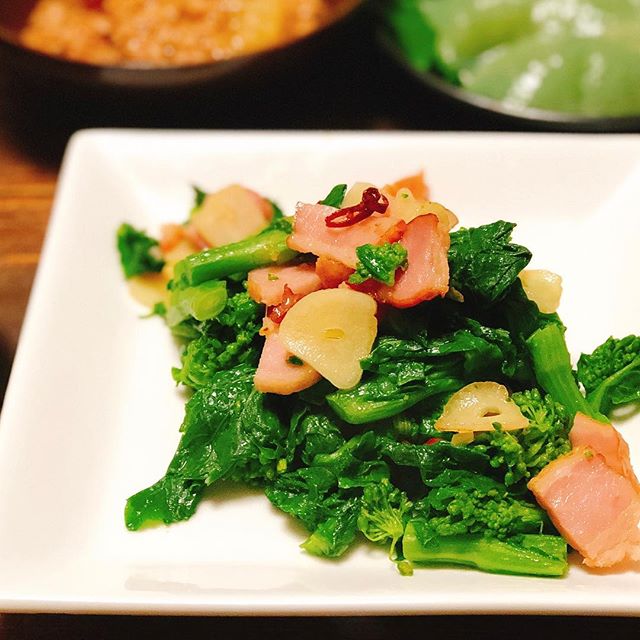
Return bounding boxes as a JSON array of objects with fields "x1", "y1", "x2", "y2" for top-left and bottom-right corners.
[{"x1": 1, "y1": 131, "x2": 639, "y2": 616}]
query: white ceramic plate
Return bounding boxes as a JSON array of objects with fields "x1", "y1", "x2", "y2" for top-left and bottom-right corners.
[{"x1": 1, "y1": 131, "x2": 639, "y2": 616}]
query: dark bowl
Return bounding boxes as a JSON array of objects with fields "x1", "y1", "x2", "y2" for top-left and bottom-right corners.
[
  {"x1": 0, "y1": 0, "x2": 364, "y2": 90},
  {"x1": 378, "y1": 29, "x2": 640, "y2": 133}
]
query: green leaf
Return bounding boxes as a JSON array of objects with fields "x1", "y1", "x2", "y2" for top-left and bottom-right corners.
[
  {"x1": 191, "y1": 185, "x2": 207, "y2": 212},
  {"x1": 349, "y1": 242, "x2": 408, "y2": 286},
  {"x1": 125, "y1": 365, "x2": 288, "y2": 530},
  {"x1": 319, "y1": 184, "x2": 347, "y2": 208},
  {"x1": 577, "y1": 335, "x2": 640, "y2": 415},
  {"x1": 448, "y1": 221, "x2": 531, "y2": 305},
  {"x1": 301, "y1": 498, "x2": 361, "y2": 558},
  {"x1": 116, "y1": 223, "x2": 164, "y2": 279}
]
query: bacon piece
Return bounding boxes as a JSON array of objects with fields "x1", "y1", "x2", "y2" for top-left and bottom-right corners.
[
  {"x1": 183, "y1": 223, "x2": 210, "y2": 250},
  {"x1": 267, "y1": 285, "x2": 304, "y2": 324},
  {"x1": 253, "y1": 331, "x2": 321, "y2": 395},
  {"x1": 159, "y1": 223, "x2": 208, "y2": 256},
  {"x1": 159, "y1": 224, "x2": 186, "y2": 254},
  {"x1": 315, "y1": 256, "x2": 353, "y2": 288},
  {"x1": 375, "y1": 214, "x2": 450, "y2": 308},
  {"x1": 288, "y1": 203, "x2": 405, "y2": 269},
  {"x1": 529, "y1": 447, "x2": 640, "y2": 568},
  {"x1": 570, "y1": 413, "x2": 639, "y2": 487},
  {"x1": 247, "y1": 263, "x2": 322, "y2": 307}
]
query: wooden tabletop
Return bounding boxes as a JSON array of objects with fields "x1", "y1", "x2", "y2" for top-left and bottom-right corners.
[
  {"x1": 0, "y1": 72, "x2": 57, "y2": 405},
  {"x1": 1, "y1": 27, "x2": 639, "y2": 637}
]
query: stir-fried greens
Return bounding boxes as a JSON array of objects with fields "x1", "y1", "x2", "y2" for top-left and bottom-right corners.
[{"x1": 118, "y1": 175, "x2": 640, "y2": 577}]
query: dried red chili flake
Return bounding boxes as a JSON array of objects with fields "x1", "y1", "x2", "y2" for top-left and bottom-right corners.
[
  {"x1": 267, "y1": 285, "x2": 303, "y2": 324},
  {"x1": 325, "y1": 187, "x2": 389, "y2": 228},
  {"x1": 424, "y1": 437, "x2": 441, "y2": 446},
  {"x1": 83, "y1": 0, "x2": 103, "y2": 10}
]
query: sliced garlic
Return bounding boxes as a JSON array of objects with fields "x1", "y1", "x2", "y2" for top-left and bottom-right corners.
[
  {"x1": 191, "y1": 184, "x2": 270, "y2": 247},
  {"x1": 451, "y1": 431, "x2": 475, "y2": 446},
  {"x1": 341, "y1": 182, "x2": 377, "y2": 208},
  {"x1": 279, "y1": 288, "x2": 377, "y2": 389},
  {"x1": 127, "y1": 272, "x2": 169, "y2": 308},
  {"x1": 387, "y1": 189, "x2": 458, "y2": 231},
  {"x1": 519, "y1": 269, "x2": 563, "y2": 314},
  {"x1": 435, "y1": 382, "x2": 529, "y2": 433}
]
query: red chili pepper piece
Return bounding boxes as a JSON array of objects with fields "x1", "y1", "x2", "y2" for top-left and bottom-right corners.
[
  {"x1": 267, "y1": 285, "x2": 303, "y2": 324},
  {"x1": 325, "y1": 187, "x2": 389, "y2": 228},
  {"x1": 425, "y1": 437, "x2": 441, "y2": 446},
  {"x1": 84, "y1": 0, "x2": 103, "y2": 10}
]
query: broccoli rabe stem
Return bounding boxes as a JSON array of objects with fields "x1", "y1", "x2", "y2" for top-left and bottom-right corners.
[
  {"x1": 327, "y1": 373, "x2": 463, "y2": 425},
  {"x1": 173, "y1": 228, "x2": 298, "y2": 287},
  {"x1": 166, "y1": 279, "x2": 227, "y2": 327},
  {"x1": 527, "y1": 324, "x2": 603, "y2": 421},
  {"x1": 402, "y1": 521, "x2": 568, "y2": 577},
  {"x1": 327, "y1": 387, "x2": 431, "y2": 424}
]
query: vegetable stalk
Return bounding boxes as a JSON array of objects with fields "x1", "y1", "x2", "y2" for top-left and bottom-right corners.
[
  {"x1": 527, "y1": 324, "x2": 603, "y2": 421},
  {"x1": 174, "y1": 228, "x2": 298, "y2": 286},
  {"x1": 403, "y1": 521, "x2": 567, "y2": 577}
]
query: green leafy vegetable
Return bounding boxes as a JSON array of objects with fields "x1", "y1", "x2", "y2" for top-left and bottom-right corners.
[
  {"x1": 357, "y1": 479, "x2": 412, "y2": 557},
  {"x1": 470, "y1": 389, "x2": 571, "y2": 487},
  {"x1": 403, "y1": 521, "x2": 567, "y2": 577},
  {"x1": 120, "y1": 178, "x2": 638, "y2": 579},
  {"x1": 380, "y1": 439, "x2": 490, "y2": 484},
  {"x1": 265, "y1": 467, "x2": 338, "y2": 530},
  {"x1": 191, "y1": 185, "x2": 207, "y2": 215},
  {"x1": 116, "y1": 223, "x2": 164, "y2": 279},
  {"x1": 527, "y1": 323, "x2": 602, "y2": 420},
  {"x1": 329, "y1": 321, "x2": 526, "y2": 425},
  {"x1": 319, "y1": 184, "x2": 347, "y2": 208},
  {"x1": 448, "y1": 221, "x2": 531, "y2": 305},
  {"x1": 125, "y1": 365, "x2": 288, "y2": 530},
  {"x1": 312, "y1": 432, "x2": 390, "y2": 489},
  {"x1": 501, "y1": 280, "x2": 563, "y2": 344},
  {"x1": 287, "y1": 412, "x2": 346, "y2": 466},
  {"x1": 349, "y1": 242, "x2": 408, "y2": 286},
  {"x1": 142, "y1": 302, "x2": 167, "y2": 319},
  {"x1": 172, "y1": 291, "x2": 263, "y2": 390},
  {"x1": 300, "y1": 498, "x2": 362, "y2": 558},
  {"x1": 165, "y1": 279, "x2": 227, "y2": 327},
  {"x1": 327, "y1": 365, "x2": 463, "y2": 424},
  {"x1": 413, "y1": 469, "x2": 546, "y2": 538},
  {"x1": 265, "y1": 468, "x2": 361, "y2": 558},
  {"x1": 577, "y1": 335, "x2": 640, "y2": 416}
]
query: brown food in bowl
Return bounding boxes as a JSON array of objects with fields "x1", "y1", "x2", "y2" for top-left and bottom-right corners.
[{"x1": 19, "y1": 0, "x2": 357, "y2": 66}]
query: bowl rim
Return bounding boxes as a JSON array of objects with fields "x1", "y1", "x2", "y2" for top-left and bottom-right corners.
[
  {"x1": 378, "y1": 29, "x2": 640, "y2": 130},
  {"x1": 0, "y1": 0, "x2": 363, "y2": 75}
]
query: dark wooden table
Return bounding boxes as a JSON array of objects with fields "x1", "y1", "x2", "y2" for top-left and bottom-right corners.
[{"x1": 1, "y1": 20, "x2": 639, "y2": 638}]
